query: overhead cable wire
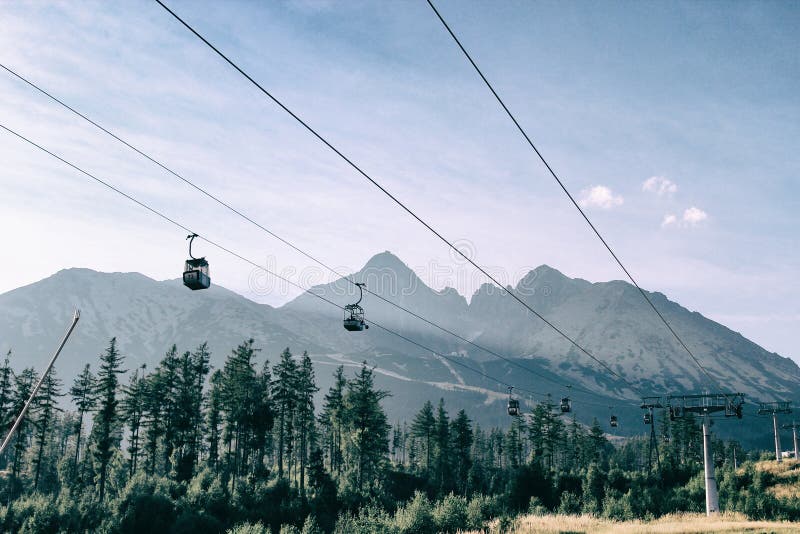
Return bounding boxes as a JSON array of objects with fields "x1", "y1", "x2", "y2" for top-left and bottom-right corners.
[
  {"x1": 425, "y1": 0, "x2": 723, "y2": 396},
  {"x1": 153, "y1": 0, "x2": 644, "y2": 398},
  {"x1": 0, "y1": 121, "x2": 598, "y2": 406},
  {"x1": 0, "y1": 62, "x2": 609, "y2": 402}
]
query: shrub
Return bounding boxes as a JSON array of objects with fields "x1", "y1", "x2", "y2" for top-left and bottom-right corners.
[
  {"x1": 333, "y1": 506, "x2": 396, "y2": 534},
  {"x1": 227, "y1": 522, "x2": 269, "y2": 534},
  {"x1": 394, "y1": 492, "x2": 434, "y2": 534},
  {"x1": 432, "y1": 494, "x2": 468, "y2": 533}
]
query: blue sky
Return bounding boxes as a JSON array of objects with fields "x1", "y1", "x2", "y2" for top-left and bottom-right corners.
[{"x1": 1, "y1": 1, "x2": 797, "y2": 361}]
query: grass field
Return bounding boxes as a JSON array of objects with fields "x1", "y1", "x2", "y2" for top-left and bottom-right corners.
[{"x1": 476, "y1": 512, "x2": 800, "y2": 533}]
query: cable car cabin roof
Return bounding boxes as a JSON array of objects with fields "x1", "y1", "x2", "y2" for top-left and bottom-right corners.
[{"x1": 186, "y1": 257, "x2": 209, "y2": 268}]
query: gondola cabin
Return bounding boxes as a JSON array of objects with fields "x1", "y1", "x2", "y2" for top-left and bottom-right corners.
[
  {"x1": 183, "y1": 258, "x2": 210, "y2": 290},
  {"x1": 560, "y1": 397, "x2": 571, "y2": 413},
  {"x1": 507, "y1": 398, "x2": 520, "y2": 417},
  {"x1": 183, "y1": 233, "x2": 210, "y2": 290},
  {"x1": 643, "y1": 412, "x2": 652, "y2": 425},
  {"x1": 610, "y1": 415, "x2": 618, "y2": 428},
  {"x1": 343, "y1": 304, "x2": 368, "y2": 331}
]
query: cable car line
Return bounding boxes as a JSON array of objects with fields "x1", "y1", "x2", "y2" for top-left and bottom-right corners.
[
  {"x1": 0, "y1": 62, "x2": 617, "y2": 403},
  {"x1": 0, "y1": 121, "x2": 618, "y2": 408},
  {"x1": 152, "y1": 0, "x2": 644, "y2": 398},
  {"x1": 425, "y1": 0, "x2": 724, "y2": 396}
]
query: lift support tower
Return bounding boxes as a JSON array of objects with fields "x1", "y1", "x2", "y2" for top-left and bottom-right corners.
[
  {"x1": 781, "y1": 421, "x2": 800, "y2": 460},
  {"x1": 665, "y1": 393, "x2": 744, "y2": 516},
  {"x1": 759, "y1": 402, "x2": 792, "y2": 463}
]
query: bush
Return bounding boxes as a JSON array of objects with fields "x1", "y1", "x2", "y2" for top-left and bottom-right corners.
[
  {"x1": 227, "y1": 522, "x2": 269, "y2": 534},
  {"x1": 333, "y1": 506, "x2": 396, "y2": 534},
  {"x1": 556, "y1": 491, "x2": 581, "y2": 515},
  {"x1": 602, "y1": 491, "x2": 634, "y2": 521},
  {"x1": 394, "y1": 492, "x2": 434, "y2": 534},
  {"x1": 432, "y1": 494, "x2": 468, "y2": 533},
  {"x1": 465, "y1": 494, "x2": 505, "y2": 530}
]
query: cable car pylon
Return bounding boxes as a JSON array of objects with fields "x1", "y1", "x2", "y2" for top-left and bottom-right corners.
[{"x1": 645, "y1": 392, "x2": 745, "y2": 516}]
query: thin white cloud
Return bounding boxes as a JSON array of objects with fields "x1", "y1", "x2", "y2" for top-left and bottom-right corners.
[
  {"x1": 578, "y1": 185, "x2": 624, "y2": 209},
  {"x1": 683, "y1": 206, "x2": 708, "y2": 225},
  {"x1": 642, "y1": 175, "x2": 677, "y2": 196},
  {"x1": 662, "y1": 207, "x2": 709, "y2": 228},
  {"x1": 661, "y1": 214, "x2": 677, "y2": 227}
]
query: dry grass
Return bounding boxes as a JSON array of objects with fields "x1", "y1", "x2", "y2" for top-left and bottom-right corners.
[{"x1": 471, "y1": 512, "x2": 800, "y2": 533}]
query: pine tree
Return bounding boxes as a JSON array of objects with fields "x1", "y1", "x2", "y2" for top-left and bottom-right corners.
[
  {"x1": 319, "y1": 365, "x2": 346, "y2": 475},
  {"x1": 91, "y1": 337, "x2": 125, "y2": 501},
  {"x1": 433, "y1": 398, "x2": 451, "y2": 493},
  {"x1": 0, "y1": 350, "x2": 15, "y2": 468},
  {"x1": 9, "y1": 367, "x2": 37, "y2": 495},
  {"x1": 207, "y1": 369, "x2": 224, "y2": 473},
  {"x1": 450, "y1": 409, "x2": 473, "y2": 494},
  {"x1": 272, "y1": 347, "x2": 297, "y2": 479},
  {"x1": 296, "y1": 351, "x2": 318, "y2": 496},
  {"x1": 69, "y1": 363, "x2": 96, "y2": 465},
  {"x1": 411, "y1": 400, "x2": 435, "y2": 475},
  {"x1": 122, "y1": 364, "x2": 147, "y2": 478},
  {"x1": 32, "y1": 369, "x2": 63, "y2": 491},
  {"x1": 220, "y1": 339, "x2": 260, "y2": 489},
  {"x1": 341, "y1": 362, "x2": 389, "y2": 497}
]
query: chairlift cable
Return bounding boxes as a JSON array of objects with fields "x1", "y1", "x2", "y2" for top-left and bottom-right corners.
[
  {"x1": 0, "y1": 122, "x2": 611, "y2": 407},
  {"x1": 425, "y1": 0, "x2": 724, "y2": 397},
  {"x1": 0, "y1": 62, "x2": 611, "y2": 401},
  {"x1": 152, "y1": 0, "x2": 643, "y2": 397}
]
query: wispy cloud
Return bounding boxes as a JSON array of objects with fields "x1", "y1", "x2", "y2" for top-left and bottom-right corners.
[
  {"x1": 578, "y1": 185, "x2": 624, "y2": 209},
  {"x1": 662, "y1": 207, "x2": 709, "y2": 228},
  {"x1": 683, "y1": 206, "x2": 708, "y2": 225},
  {"x1": 642, "y1": 175, "x2": 677, "y2": 196},
  {"x1": 661, "y1": 214, "x2": 678, "y2": 227}
]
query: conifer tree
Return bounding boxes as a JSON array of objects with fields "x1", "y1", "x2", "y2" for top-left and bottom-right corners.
[
  {"x1": 411, "y1": 400, "x2": 435, "y2": 475},
  {"x1": 10, "y1": 367, "x2": 37, "y2": 493},
  {"x1": 91, "y1": 337, "x2": 125, "y2": 501},
  {"x1": 272, "y1": 347, "x2": 297, "y2": 479},
  {"x1": 122, "y1": 364, "x2": 147, "y2": 477},
  {"x1": 0, "y1": 350, "x2": 15, "y2": 468},
  {"x1": 433, "y1": 398, "x2": 451, "y2": 492},
  {"x1": 296, "y1": 351, "x2": 318, "y2": 496},
  {"x1": 319, "y1": 365, "x2": 346, "y2": 475},
  {"x1": 341, "y1": 362, "x2": 389, "y2": 497},
  {"x1": 69, "y1": 363, "x2": 96, "y2": 465},
  {"x1": 32, "y1": 369, "x2": 63, "y2": 490},
  {"x1": 450, "y1": 409, "x2": 473, "y2": 494}
]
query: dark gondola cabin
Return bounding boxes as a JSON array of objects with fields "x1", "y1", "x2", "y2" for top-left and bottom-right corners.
[
  {"x1": 343, "y1": 304, "x2": 368, "y2": 331},
  {"x1": 610, "y1": 415, "x2": 618, "y2": 427},
  {"x1": 643, "y1": 412, "x2": 652, "y2": 425},
  {"x1": 183, "y1": 258, "x2": 210, "y2": 290},
  {"x1": 343, "y1": 282, "x2": 369, "y2": 332},
  {"x1": 507, "y1": 398, "x2": 520, "y2": 417},
  {"x1": 183, "y1": 234, "x2": 210, "y2": 290},
  {"x1": 560, "y1": 397, "x2": 571, "y2": 413}
]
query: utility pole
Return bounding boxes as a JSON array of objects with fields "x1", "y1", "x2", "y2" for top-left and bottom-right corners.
[
  {"x1": 759, "y1": 402, "x2": 792, "y2": 463},
  {"x1": 781, "y1": 422, "x2": 799, "y2": 460},
  {"x1": 663, "y1": 393, "x2": 744, "y2": 517}
]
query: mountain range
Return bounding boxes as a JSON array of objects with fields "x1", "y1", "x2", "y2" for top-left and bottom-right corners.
[{"x1": 1, "y1": 251, "x2": 797, "y2": 442}]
